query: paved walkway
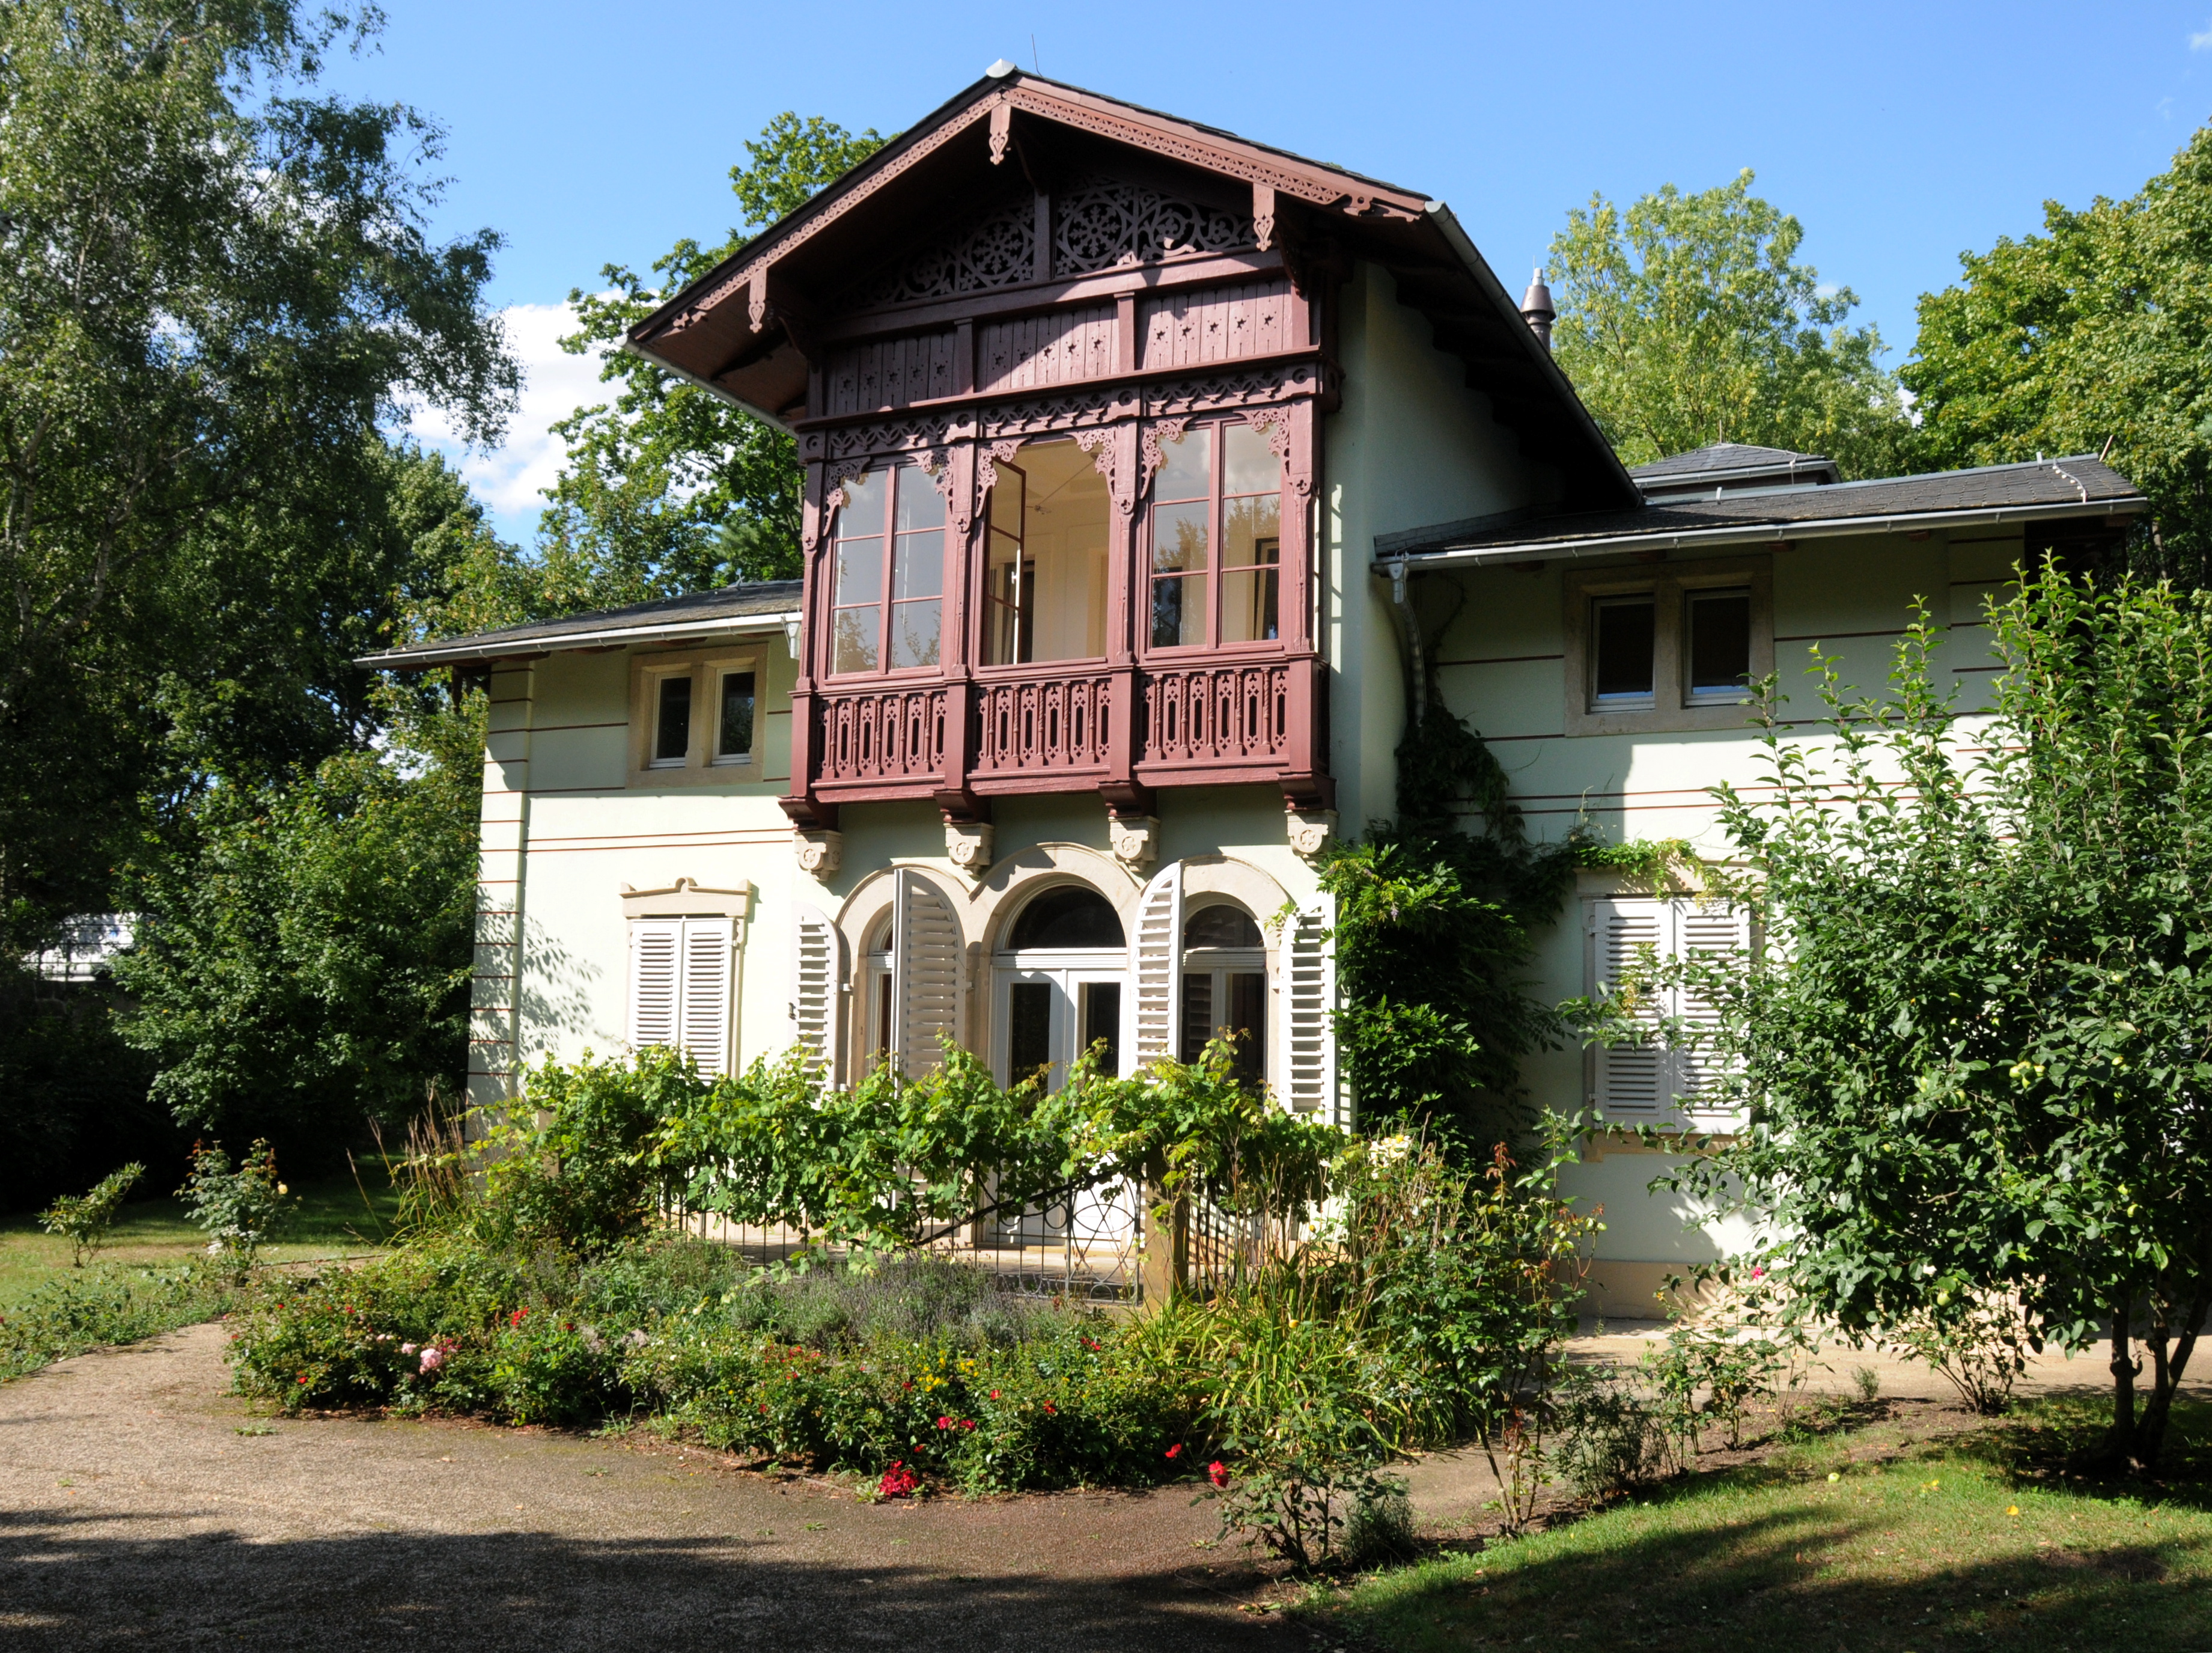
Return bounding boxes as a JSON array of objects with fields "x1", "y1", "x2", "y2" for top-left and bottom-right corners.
[{"x1": 0, "y1": 1324, "x2": 1294, "y2": 1652}]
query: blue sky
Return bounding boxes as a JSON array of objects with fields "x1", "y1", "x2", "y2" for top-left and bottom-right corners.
[{"x1": 325, "y1": 2, "x2": 2212, "y2": 543}]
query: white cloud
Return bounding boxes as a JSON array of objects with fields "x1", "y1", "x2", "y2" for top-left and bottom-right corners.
[
  {"x1": 2192, "y1": 20, "x2": 2212, "y2": 49},
  {"x1": 405, "y1": 299, "x2": 611, "y2": 539}
]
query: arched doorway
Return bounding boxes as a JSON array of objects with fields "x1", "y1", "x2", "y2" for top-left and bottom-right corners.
[
  {"x1": 990, "y1": 881, "x2": 1131, "y2": 1251},
  {"x1": 992, "y1": 884, "x2": 1127, "y2": 1090}
]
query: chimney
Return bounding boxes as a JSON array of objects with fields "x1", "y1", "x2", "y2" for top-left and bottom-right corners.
[{"x1": 1520, "y1": 267, "x2": 1555, "y2": 350}]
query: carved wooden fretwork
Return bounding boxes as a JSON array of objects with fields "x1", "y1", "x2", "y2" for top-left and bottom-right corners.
[
  {"x1": 657, "y1": 99, "x2": 1001, "y2": 335},
  {"x1": 1252, "y1": 184, "x2": 1276, "y2": 254},
  {"x1": 824, "y1": 414, "x2": 958, "y2": 462},
  {"x1": 980, "y1": 390, "x2": 1126, "y2": 441},
  {"x1": 1241, "y1": 406, "x2": 1292, "y2": 462},
  {"x1": 1145, "y1": 363, "x2": 1320, "y2": 417},
  {"x1": 852, "y1": 196, "x2": 1036, "y2": 307},
  {"x1": 1051, "y1": 176, "x2": 1254, "y2": 278},
  {"x1": 976, "y1": 437, "x2": 1026, "y2": 497},
  {"x1": 999, "y1": 85, "x2": 1424, "y2": 218},
  {"x1": 1139, "y1": 417, "x2": 1190, "y2": 493},
  {"x1": 1071, "y1": 426, "x2": 1132, "y2": 516}
]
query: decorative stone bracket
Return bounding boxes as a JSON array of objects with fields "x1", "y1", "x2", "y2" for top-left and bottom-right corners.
[
  {"x1": 945, "y1": 820, "x2": 996, "y2": 878},
  {"x1": 1109, "y1": 814, "x2": 1161, "y2": 870},
  {"x1": 1285, "y1": 809, "x2": 1336, "y2": 860},
  {"x1": 794, "y1": 830, "x2": 844, "y2": 878}
]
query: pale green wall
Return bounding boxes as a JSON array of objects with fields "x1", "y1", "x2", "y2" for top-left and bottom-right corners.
[
  {"x1": 1432, "y1": 527, "x2": 2026, "y2": 1273},
  {"x1": 1323, "y1": 261, "x2": 1560, "y2": 832}
]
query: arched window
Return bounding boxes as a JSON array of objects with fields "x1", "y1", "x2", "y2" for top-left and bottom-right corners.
[
  {"x1": 1010, "y1": 885, "x2": 1126, "y2": 950},
  {"x1": 1181, "y1": 902, "x2": 1266, "y2": 1088}
]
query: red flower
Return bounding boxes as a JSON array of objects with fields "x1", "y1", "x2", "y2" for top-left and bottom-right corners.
[
  {"x1": 936, "y1": 1416, "x2": 952, "y2": 1429},
  {"x1": 878, "y1": 1461, "x2": 919, "y2": 1499},
  {"x1": 1165, "y1": 1443, "x2": 1183, "y2": 1459},
  {"x1": 508, "y1": 1307, "x2": 528, "y2": 1328},
  {"x1": 960, "y1": 1419, "x2": 975, "y2": 1431},
  {"x1": 989, "y1": 1390, "x2": 1000, "y2": 1400},
  {"x1": 296, "y1": 1374, "x2": 309, "y2": 1384},
  {"x1": 1043, "y1": 1402, "x2": 1056, "y2": 1415},
  {"x1": 1207, "y1": 1461, "x2": 1229, "y2": 1488}
]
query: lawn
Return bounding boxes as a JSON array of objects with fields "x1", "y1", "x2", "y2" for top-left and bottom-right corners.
[
  {"x1": 1313, "y1": 1397, "x2": 2212, "y2": 1652},
  {"x1": 0, "y1": 1158, "x2": 400, "y2": 1310}
]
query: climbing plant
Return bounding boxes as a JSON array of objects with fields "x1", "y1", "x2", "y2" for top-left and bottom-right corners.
[{"x1": 1318, "y1": 695, "x2": 1579, "y2": 1147}]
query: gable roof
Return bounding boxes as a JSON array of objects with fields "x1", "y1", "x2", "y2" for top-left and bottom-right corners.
[
  {"x1": 356, "y1": 581, "x2": 802, "y2": 670},
  {"x1": 1375, "y1": 456, "x2": 2147, "y2": 569},
  {"x1": 625, "y1": 68, "x2": 1639, "y2": 514}
]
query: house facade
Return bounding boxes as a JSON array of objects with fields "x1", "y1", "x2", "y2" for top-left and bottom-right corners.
[{"x1": 364, "y1": 69, "x2": 2147, "y2": 1312}]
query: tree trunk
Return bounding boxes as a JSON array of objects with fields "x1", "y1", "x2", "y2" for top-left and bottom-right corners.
[
  {"x1": 2104, "y1": 1300, "x2": 2139, "y2": 1469},
  {"x1": 2132, "y1": 1285, "x2": 2207, "y2": 1475}
]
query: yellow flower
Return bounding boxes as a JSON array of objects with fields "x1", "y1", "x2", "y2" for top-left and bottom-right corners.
[{"x1": 2006, "y1": 1505, "x2": 2020, "y2": 1517}]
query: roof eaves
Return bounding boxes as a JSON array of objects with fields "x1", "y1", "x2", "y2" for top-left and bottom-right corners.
[
  {"x1": 1373, "y1": 490, "x2": 2148, "y2": 573},
  {"x1": 356, "y1": 607, "x2": 803, "y2": 671}
]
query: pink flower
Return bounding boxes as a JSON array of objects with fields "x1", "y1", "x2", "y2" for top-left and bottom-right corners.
[
  {"x1": 419, "y1": 1346, "x2": 444, "y2": 1373},
  {"x1": 1207, "y1": 1461, "x2": 1229, "y2": 1489},
  {"x1": 1749, "y1": 1265, "x2": 1768, "y2": 1280},
  {"x1": 399, "y1": 1342, "x2": 417, "y2": 1355}
]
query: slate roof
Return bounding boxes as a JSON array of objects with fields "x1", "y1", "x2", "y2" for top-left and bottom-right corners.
[
  {"x1": 1630, "y1": 442, "x2": 1829, "y2": 481},
  {"x1": 1376, "y1": 457, "x2": 2146, "y2": 568},
  {"x1": 357, "y1": 580, "x2": 803, "y2": 669}
]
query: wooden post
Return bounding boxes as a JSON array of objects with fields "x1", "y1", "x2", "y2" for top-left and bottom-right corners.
[{"x1": 1139, "y1": 1184, "x2": 1189, "y2": 1306}]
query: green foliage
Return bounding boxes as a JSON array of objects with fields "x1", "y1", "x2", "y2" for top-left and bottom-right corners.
[
  {"x1": 1603, "y1": 573, "x2": 2212, "y2": 1471},
  {"x1": 543, "y1": 114, "x2": 889, "y2": 602},
  {"x1": 115, "y1": 689, "x2": 481, "y2": 1152},
  {"x1": 1547, "y1": 1364, "x2": 1659, "y2": 1502},
  {"x1": 1549, "y1": 170, "x2": 1915, "y2": 478},
  {"x1": 1324, "y1": 698, "x2": 1580, "y2": 1138},
  {"x1": 37, "y1": 1164, "x2": 144, "y2": 1266},
  {"x1": 179, "y1": 1141, "x2": 299, "y2": 1270},
  {"x1": 0, "y1": 1257, "x2": 242, "y2": 1382},
  {"x1": 1888, "y1": 1290, "x2": 2033, "y2": 1417},
  {"x1": 1906, "y1": 123, "x2": 2212, "y2": 586},
  {"x1": 0, "y1": 1, "x2": 514, "y2": 952},
  {"x1": 0, "y1": 966, "x2": 171, "y2": 1214}
]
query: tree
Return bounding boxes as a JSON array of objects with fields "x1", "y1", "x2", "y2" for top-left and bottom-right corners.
[
  {"x1": 1548, "y1": 171, "x2": 1915, "y2": 478},
  {"x1": 1611, "y1": 575, "x2": 2212, "y2": 1472},
  {"x1": 0, "y1": 0, "x2": 516, "y2": 952},
  {"x1": 1906, "y1": 124, "x2": 2212, "y2": 587},
  {"x1": 115, "y1": 444, "x2": 504, "y2": 1158},
  {"x1": 544, "y1": 114, "x2": 890, "y2": 600}
]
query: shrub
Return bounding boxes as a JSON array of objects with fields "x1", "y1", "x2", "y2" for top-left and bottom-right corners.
[
  {"x1": 1548, "y1": 1364, "x2": 1657, "y2": 1503},
  {"x1": 1888, "y1": 1291, "x2": 2032, "y2": 1416},
  {"x1": 38, "y1": 1163, "x2": 144, "y2": 1266},
  {"x1": 179, "y1": 1140, "x2": 298, "y2": 1271}
]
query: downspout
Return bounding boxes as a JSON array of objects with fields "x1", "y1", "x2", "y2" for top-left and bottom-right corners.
[{"x1": 1385, "y1": 557, "x2": 1425, "y2": 732}]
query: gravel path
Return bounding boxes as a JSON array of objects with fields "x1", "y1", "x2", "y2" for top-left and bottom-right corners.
[{"x1": 0, "y1": 1324, "x2": 1296, "y2": 1652}]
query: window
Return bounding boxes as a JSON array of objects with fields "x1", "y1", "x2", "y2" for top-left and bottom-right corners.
[
  {"x1": 1564, "y1": 559, "x2": 1772, "y2": 735},
  {"x1": 630, "y1": 649, "x2": 766, "y2": 784},
  {"x1": 983, "y1": 442, "x2": 1111, "y2": 665},
  {"x1": 862, "y1": 869, "x2": 963, "y2": 1080},
  {"x1": 1686, "y1": 588, "x2": 1752, "y2": 699},
  {"x1": 653, "y1": 675, "x2": 692, "y2": 765},
  {"x1": 830, "y1": 465, "x2": 943, "y2": 675},
  {"x1": 1180, "y1": 902, "x2": 1266, "y2": 1089},
  {"x1": 1585, "y1": 893, "x2": 1750, "y2": 1125},
  {"x1": 714, "y1": 668, "x2": 756, "y2": 764},
  {"x1": 1147, "y1": 421, "x2": 1281, "y2": 652}
]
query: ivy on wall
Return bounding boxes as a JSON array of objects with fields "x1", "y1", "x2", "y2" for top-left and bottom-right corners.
[{"x1": 1320, "y1": 686, "x2": 1697, "y2": 1146}]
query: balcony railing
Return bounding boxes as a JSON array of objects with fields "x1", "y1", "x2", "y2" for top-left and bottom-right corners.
[
  {"x1": 818, "y1": 686, "x2": 948, "y2": 786},
  {"x1": 1142, "y1": 662, "x2": 1291, "y2": 766},
  {"x1": 972, "y1": 672, "x2": 1114, "y2": 778}
]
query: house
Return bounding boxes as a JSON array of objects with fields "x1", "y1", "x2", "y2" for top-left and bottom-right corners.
[{"x1": 362, "y1": 67, "x2": 2147, "y2": 1312}]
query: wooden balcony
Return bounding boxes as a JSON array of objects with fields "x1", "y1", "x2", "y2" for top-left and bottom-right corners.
[{"x1": 791, "y1": 653, "x2": 1326, "y2": 824}]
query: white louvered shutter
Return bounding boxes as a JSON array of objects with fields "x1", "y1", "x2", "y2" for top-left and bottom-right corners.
[
  {"x1": 1672, "y1": 897, "x2": 1750, "y2": 1121},
  {"x1": 1279, "y1": 894, "x2": 1339, "y2": 1121},
  {"x1": 628, "y1": 919, "x2": 681, "y2": 1053},
  {"x1": 1588, "y1": 897, "x2": 1667, "y2": 1119},
  {"x1": 677, "y1": 917, "x2": 735, "y2": 1077},
  {"x1": 790, "y1": 902, "x2": 841, "y2": 1078},
  {"x1": 892, "y1": 870, "x2": 962, "y2": 1078},
  {"x1": 1130, "y1": 861, "x2": 1183, "y2": 1067}
]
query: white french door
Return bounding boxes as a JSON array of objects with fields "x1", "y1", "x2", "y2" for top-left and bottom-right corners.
[{"x1": 992, "y1": 953, "x2": 1127, "y2": 1244}]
